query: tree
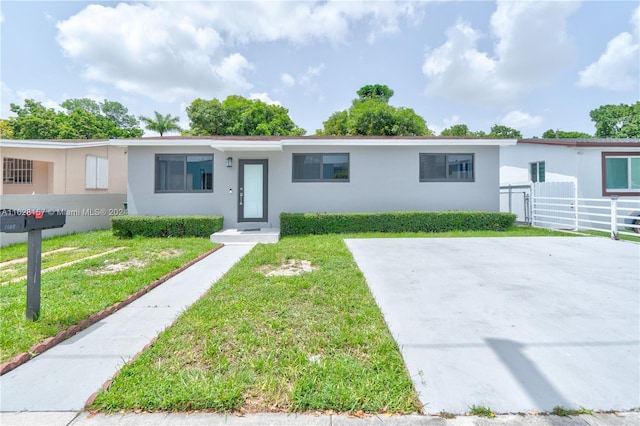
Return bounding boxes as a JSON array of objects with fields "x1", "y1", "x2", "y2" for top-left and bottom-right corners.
[
  {"x1": 186, "y1": 96, "x2": 305, "y2": 136},
  {"x1": 317, "y1": 85, "x2": 433, "y2": 136},
  {"x1": 9, "y1": 99, "x2": 63, "y2": 139},
  {"x1": 589, "y1": 102, "x2": 640, "y2": 138},
  {"x1": 542, "y1": 129, "x2": 592, "y2": 138},
  {"x1": 356, "y1": 84, "x2": 394, "y2": 103},
  {"x1": 139, "y1": 111, "x2": 181, "y2": 137},
  {"x1": 0, "y1": 119, "x2": 15, "y2": 139},
  {"x1": 440, "y1": 124, "x2": 472, "y2": 137},
  {"x1": 488, "y1": 124, "x2": 522, "y2": 139}
]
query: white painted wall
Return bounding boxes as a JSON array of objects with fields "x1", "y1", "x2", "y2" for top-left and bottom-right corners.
[
  {"x1": 128, "y1": 144, "x2": 500, "y2": 229},
  {"x1": 0, "y1": 194, "x2": 126, "y2": 246}
]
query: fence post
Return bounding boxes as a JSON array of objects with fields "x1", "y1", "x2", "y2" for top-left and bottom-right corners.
[
  {"x1": 610, "y1": 196, "x2": 619, "y2": 240},
  {"x1": 508, "y1": 185, "x2": 513, "y2": 214}
]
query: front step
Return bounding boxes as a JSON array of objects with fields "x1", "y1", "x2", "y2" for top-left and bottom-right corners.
[{"x1": 210, "y1": 228, "x2": 280, "y2": 244}]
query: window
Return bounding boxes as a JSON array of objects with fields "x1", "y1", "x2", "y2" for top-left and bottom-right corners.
[
  {"x1": 419, "y1": 153, "x2": 474, "y2": 182},
  {"x1": 155, "y1": 154, "x2": 213, "y2": 192},
  {"x1": 530, "y1": 161, "x2": 545, "y2": 183},
  {"x1": 3, "y1": 158, "x2": 33, "y2": 184},
  {"x1": 602, "y1": 152, "x2": 640, "y2": 195},
  {"x1": 86, "y1": 156, "x2": 109, "y2": 189},
  {"x1": 292, "y1": 153, "x2": 349, "y2": 182}
]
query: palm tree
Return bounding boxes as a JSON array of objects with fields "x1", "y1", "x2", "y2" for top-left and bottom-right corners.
[{"x1": 139, "y1": 111, "x2": 181, "y2": 137}]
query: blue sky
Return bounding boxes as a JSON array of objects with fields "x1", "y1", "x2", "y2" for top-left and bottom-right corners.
[{"x1": 1, "y1": 1, "x2": 638, "y2": 137}]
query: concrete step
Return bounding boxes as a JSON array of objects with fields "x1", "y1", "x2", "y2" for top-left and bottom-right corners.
[{"x1": 210, "y1": 228, "x2": 280, "y2": 244}]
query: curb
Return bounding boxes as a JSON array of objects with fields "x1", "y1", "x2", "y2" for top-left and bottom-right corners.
[{"x1": 0, "y1": 244, "x2": 224, "y2": 376}]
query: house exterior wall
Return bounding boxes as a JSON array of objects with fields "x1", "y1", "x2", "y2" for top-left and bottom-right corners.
[
  {"x1": 128, "y1": 144, "x2": 500, "y2": 228},
  {"x1": 500, "y1": 143, "x2": 639, "y2": 200},
  {"x1": 0, "y1": 146, "x2": 127, "y2": 195}
]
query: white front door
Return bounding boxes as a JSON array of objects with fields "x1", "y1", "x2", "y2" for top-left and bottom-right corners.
[{"x1": 238, "y1": 159, "x2": 268, "y2": 222}]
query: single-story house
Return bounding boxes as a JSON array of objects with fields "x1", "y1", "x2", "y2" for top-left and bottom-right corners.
[
  {"x1": 115, "y1": 136, "x2": 516, "y2": 230},
  {"x1": 1, "y1": 139, "x2": 127, "y2": 195},
  {"x1": 500, "y1": 138, "x2": 640, "y2": 199},
  {"x1": 0, "y1": 139, "x2": 128, "y2": 246}
]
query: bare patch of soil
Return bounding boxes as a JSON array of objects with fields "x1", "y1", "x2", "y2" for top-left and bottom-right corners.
[
  {"x1": 86, "y1": 259, "x2": 148, "y2": 276},
  {"x1": 156, "y1": 249, "x2": 184, "y2": 259},
  {"x1": 256, "y1": 259, "x2": 318, "y2": 277}
]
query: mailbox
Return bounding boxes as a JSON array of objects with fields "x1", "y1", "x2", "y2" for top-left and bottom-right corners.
[
  {"x1": 0, "y1": 209, "x2": 66, "y2": 233},
  {"x1": 0, "y1": 208, "x2": 66, "y2": 321}
]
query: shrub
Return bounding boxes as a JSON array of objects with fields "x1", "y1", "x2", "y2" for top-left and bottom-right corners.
[
  {"x1": 111, "y1": 215, "x2": 223, "y2": 238},
  {"x1": 280, "y1": 211, "x2": 516, "y2": 236}
]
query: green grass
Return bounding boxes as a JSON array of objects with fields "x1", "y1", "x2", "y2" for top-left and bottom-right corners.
[
  {"x1": 468, "y1": 405, "x2": 496, "y2": 418},
  {"x1": 0, "y1": 230, "x2": 216, "y2": 363},
  {"x1": 551, "y1": 406, "x2": 594, "y2": 417},
  {"x1": 339, "y1": 225, "x2": 575, "y2": 239},
  {"x1": 91, "y1": 235, "x2": 422, "y2": 414}
]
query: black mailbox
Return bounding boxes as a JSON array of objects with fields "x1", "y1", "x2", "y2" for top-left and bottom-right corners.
[
  {"x1": 1, "y1": 208, "x2": 66, "y2": 321},
  {"x1": 0, "y1": 209, "x2": 66, "y2": 233}
]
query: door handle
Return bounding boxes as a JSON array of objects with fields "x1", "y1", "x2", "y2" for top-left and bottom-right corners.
[{"x1": 239, "y1": 187, "x2": 243, "y2": 206}]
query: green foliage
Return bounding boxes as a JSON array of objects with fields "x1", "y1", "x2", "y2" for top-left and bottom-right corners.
[
  {"x1": 139, "y1": 111, "x2": 181, "y2": 137},
  {"x1": 280, "y1": 211, "x2": 516, "y2": 236},
  {"x1": 318, "y1": 85, "x2": 432, "y2": 136},
  {"x1": 0, "y1": 119, "x2": 14, "y2": 138},
  {"x1": 111, "y1": 215, "x2": 223, "y2": 238},
  {"x1": 6, "y1": 98, "x2": 142, "y2": 139},
  {"x1": 542, "y1": 129, "x2": 592, "y2": 138},
  {"x1": 356, "y1": 84, "x2": 395, "y2": 103},
  {"x1": 551, "y1": 406, "x2": 593, "y2": 417},
  {"x1": 468, "y1": 405, "x2": 496, "y2": 418},
  {"x1": 186, "y1": 96, "x2": 306, "y2": 136},
  {"x1": 488, "y1": 124, "x2": 522, "y2": 139},
  {"x1": 440, "y1": 124, "x2": 472, "y2": 136},
  {"x1": 589, "y1": 101, "x2": 640, "y2": 138}
]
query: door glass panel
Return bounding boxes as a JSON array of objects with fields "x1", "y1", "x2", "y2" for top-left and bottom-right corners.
[{"x1": 243, "y1": 164, "x2": 263, "y2": 219}]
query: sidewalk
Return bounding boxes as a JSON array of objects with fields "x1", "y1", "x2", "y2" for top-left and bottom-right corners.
[
  {"x1": 1, "y1": 411, "x2": 639, "y2": 426},
  {"x1": 0, "y1": 243, "x2": 255, "y2": 412}
]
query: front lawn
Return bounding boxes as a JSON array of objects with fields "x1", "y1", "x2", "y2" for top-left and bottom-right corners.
[
  {"x1": 0, "y1": 230, "x2": 216, "y2": 363},
  {"x1": 91, "y1": 235, "x2": 422, "y2": 414}
]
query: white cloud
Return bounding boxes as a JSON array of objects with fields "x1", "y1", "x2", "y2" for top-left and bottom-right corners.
[
  {"x1": 249, "y1": 92, "x2": 282, "y2": 106},
  {"x1": 299, "y1": 63, "x2": 326, "y2": 86},
  {"x1": 423, "y1": 0, "x2": 579, "y2": 105},
  {"x1": 281, "y1": 73, "x2": 296, "y2": 87},
  {"x1": 500, "y1": 110, "x2": 543, "y2": 130},
  {"x1": 55, "y1": 1, "x2": 421, "y2": 104},
  {"x1": 577, "y1": 6, "x2": 639, "y2": 91},
  {"x1": 1, "y1": 82, "x2": 61, "y2": 118}
]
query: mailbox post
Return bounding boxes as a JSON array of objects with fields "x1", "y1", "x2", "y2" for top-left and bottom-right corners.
[{"x1": 1, "y1": 209, "x2": 66, "y2": 321}]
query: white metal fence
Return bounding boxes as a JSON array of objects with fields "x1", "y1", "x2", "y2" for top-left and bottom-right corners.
[{"x1": 501, "y1": 183, "x2": 640, "y2": 238}]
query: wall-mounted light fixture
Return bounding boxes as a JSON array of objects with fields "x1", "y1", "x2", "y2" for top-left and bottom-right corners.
[{"x1": 226, "y1": 157, "x2": 233, "y2": 168}]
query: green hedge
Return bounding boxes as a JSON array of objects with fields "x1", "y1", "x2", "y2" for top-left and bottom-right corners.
[
  {"x1": 111, "y1": 215, "x2": 224, "y2": 238},
  {"x1": 280, "y1": 211, "x2": 516, "y2": 236}
]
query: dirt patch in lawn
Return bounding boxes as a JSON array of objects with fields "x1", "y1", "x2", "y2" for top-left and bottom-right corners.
[
  {"x1": 85, "y1": 259, "x2": 148, "y2": 276},
  {"x1": 156, "y1": 248, "x2": 184, "y2": 259},
  {"x1": 256, "y1": 259, "x2": 318, "y2": 277}
]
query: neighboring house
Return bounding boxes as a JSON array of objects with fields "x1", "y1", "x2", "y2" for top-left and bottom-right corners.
[
  {"x1": 500, "y1": 138, "x2": 640, "y2": 199},
  {"x1": 1, "y1": 139, "x2": 127, "y2": 195},
  {"x1": 0, "y1": 139, "x2": 128, "y2": 246},
  {"x1": 116, "y1": 136, "x2": 515, "y2": 230}
]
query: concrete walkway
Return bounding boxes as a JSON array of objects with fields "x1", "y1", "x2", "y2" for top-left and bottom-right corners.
[{"x1": 0, "y1": 243, "x2": 255, "y2": 412}]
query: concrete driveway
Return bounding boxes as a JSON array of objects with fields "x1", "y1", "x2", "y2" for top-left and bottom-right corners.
[{"x1": 345, "y1": 237, "x2": 640, "y2": 415}]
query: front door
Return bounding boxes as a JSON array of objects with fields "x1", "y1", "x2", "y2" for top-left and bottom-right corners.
[{"x1": 238, "y1": 159, "x2": 268, "y2": 222}]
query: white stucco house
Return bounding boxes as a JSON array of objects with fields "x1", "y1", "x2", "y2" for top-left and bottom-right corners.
[
  {"x1": 500, "y1": 138, "x2": 640, "y2": 199},
  {"x1": 116, "y1": 136, "x2": 515, "y2": 230}
]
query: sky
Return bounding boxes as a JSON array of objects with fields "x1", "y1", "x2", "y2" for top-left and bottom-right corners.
[{"x1": 0, "y1": 0, "x2": 638, "y2": 138}]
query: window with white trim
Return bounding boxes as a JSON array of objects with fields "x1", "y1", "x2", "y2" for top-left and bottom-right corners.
[
  {"x1": 292, "y1": 153, "x2": 349, "y2": 182},
  {"x1": 419, "y1": 153, "x2": 474, "y2": 182},
  {"x1": 603, "y1": 153, "x2": 640, "y2": 195},
  {"x1": 155, "y1": 154, "x2": 213, "y2": 192},
  {"x1": 530, "y1": 161, "x2": 545, "y2": 183},
  {"x1": 3, "y1": 158, "x2": 33, "y2": 184},
  {"x1": 86, "y1": 156, "x2": 109, "y2": 189}
]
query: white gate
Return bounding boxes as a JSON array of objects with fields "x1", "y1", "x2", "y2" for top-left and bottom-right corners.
[{"x1": 531, "y1": 182, "x2": 577, "y2": 229}]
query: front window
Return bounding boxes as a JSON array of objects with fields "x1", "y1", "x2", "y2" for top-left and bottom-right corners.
[
  {"x1": 420, "y1": 153, "x2": 474, "y2": 182},
  {"x1": 603, "y1": 153, "x2": 640, "y2": 195},
  {"x1": 3, "y1": 158, "x2": 33, "y2": 184},
  {"x1": 530, "y1": 161, "x2": 545, "y2": 183},
  {"x1": 155, "y1": 154, "x2": 213, "y2": 193},
  {"x1": 292, "y1": 153, "x2": 349, "y2": 182},
  {"x1": 86, "y1": 155, "x2": 109, "y2": 189}
]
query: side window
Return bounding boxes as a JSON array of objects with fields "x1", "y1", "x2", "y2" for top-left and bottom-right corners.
[
  {"x1": 530, "y1": 161, "x2": 545, "y2": 183},
  {"x1": 86, "y1": 156, "x2": 109, "y2": 189},
  {"x1": 420, "y1": 153, "x2": 474, "y2": 182},
  {"x1": 292, "y1": 153, "x2": 349, "y2": 182},
  {"x1": 603, "y1": 153, "x2": 640, "y2": 195}
]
